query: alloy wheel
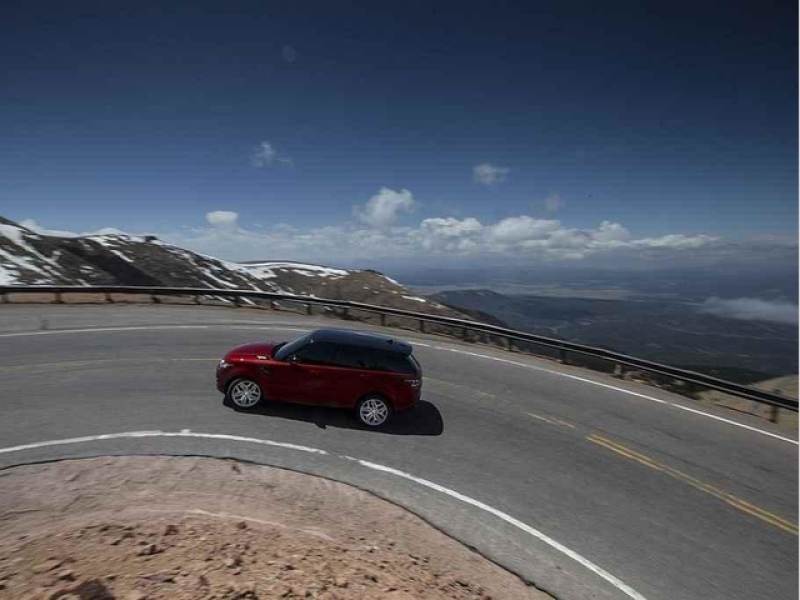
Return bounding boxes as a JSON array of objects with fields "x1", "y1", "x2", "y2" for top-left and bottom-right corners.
[
  {"x1": 359, "y1": 397, "x2": 389, "y2": 426},
  {"x1": 230, "y1": 379, "x2": 262, "y2": 408}
]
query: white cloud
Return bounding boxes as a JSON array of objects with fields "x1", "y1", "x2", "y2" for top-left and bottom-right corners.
[
  {"x1": 592, "y1": 221, "x2": 631, "y2": 243},
  {"x1": 699, "y1": 297, "x2": 798, "y2": 325},
  {"x1": 251, "y1": 141, "x2": 292, "y2": 167},
  {"x1": 629, "y1": 233, "x2": 716, "y2": 249},
  {"x1": 473, "y1": 163, "x2": 509, "y2": 185},
  {"x1": 206, "y1": 211, "x2": 239, "y2": 229},
  {"x1": 544, "y1": 194, "x2": 564, "y2": 212},
  {"x1": 411, "y1": 217, "x2": 483, "y2": 252},
  {"x1": 353, "y1": 187, "x2": 415, "y2": 229},
  {"x1": 487, "y1": 216, "x2": 560, "y2": 244}
]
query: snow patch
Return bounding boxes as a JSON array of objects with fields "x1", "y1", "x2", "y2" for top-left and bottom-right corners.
[
  {"x1": 240, "y1": 262, "x2": 349, "y2": 278},
  {"x1": 0, "y1": 264, "x2": 19, "y2": 285},
  {"x1": 0, "y1": 223, "x2": 32, "y2": 246}
]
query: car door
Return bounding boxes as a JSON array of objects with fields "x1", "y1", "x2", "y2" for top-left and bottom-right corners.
[
  {"x1": 290, "y1": 341, "x2": 341, "y2": 405},
  {"x1": 328, "y1": 344, "x2": 375, "y2": 407},
  {"x1": 255, "y1": 357, "x2": 298, "y2": 402}
]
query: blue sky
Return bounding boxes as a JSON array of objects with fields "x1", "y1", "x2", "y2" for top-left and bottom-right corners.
[{"x1": 1, "y1": 1, "x2": 796, "y2": 266}]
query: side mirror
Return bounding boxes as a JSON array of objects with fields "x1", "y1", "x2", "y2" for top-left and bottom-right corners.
[{"x1": 288, "y1": 354, "x2": 299, "y2": 364}]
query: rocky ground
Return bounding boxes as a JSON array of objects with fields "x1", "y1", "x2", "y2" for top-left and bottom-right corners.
[{"x1": 0, "y1": 457, "x2": 550, "y2": 600}]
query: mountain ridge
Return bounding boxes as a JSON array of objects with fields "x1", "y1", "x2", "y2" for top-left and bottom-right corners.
[{"x1": 0, "y1": 217, "x2": 463, "y2": 318}]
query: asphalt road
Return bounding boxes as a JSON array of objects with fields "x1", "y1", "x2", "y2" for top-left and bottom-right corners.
[{"x1": 0, "y1": 303, "x2": 796, "y2": 600}]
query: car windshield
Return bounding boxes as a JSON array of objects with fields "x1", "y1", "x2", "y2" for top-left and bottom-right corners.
[{"x1": 273, "y1": 334, "x2": 310, "y2": 361}]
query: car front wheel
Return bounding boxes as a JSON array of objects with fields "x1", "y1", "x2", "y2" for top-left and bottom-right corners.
[
  {"x1": 227, "y1": 378, "x2": 263, "y2": 409},
  {"x1": 356, "y1": 395, "x2": 391, "y2": 427}
]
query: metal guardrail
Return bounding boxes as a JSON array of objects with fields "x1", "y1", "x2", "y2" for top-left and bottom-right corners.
[{"x1": 1, "y1": 285, "x2": 797, "y2": 412}]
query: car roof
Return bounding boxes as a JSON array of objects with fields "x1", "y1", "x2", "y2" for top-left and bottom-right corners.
[{"x1": 309, "y1": 328, "x2": 413, "y2": 355}]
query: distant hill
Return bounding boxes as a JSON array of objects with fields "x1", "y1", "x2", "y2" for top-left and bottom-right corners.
[
  {"x1": 0, "y1": 217, "x2": 463, "y2": 318},
  {"x1": 432, "y1": 288, "x2": 798, "y2": 379}
]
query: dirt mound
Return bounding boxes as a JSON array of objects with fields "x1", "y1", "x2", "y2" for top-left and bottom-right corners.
[{"x1": 0, "y1": 456, "x2": 548, "y2": 599}]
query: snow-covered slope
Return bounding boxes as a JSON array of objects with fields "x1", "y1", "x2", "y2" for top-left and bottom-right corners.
[{"x1": 0, "y1": 217, "x2": 459, "y2": 316}]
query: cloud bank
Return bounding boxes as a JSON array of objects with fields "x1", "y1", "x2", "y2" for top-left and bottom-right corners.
[
  {"x1": 18, "y1": 187, "x2": 741, "y2": 268},
  {"x1": 157, "y1": 187, "x2": 719, "y2": 264},
  {"x1": 699, "y1": 297, "x2": 798, "y2": 325}
]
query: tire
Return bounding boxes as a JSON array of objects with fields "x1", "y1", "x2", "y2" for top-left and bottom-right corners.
[
  {"x1": 227, "y1": 378, "x2": 263, "y2": 409},
  {"x1": 356, "y1": 395, "x2": 392, "y2": 427}
]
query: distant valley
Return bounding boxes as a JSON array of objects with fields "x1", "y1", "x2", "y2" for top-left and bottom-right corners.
[{"x1": 430, "y1": 289, "x2": 798, "y2": 383}]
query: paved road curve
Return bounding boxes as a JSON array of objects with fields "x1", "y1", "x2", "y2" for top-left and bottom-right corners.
[{"x1": 0, "y1": 304, "x2": 797, "y2": 600}]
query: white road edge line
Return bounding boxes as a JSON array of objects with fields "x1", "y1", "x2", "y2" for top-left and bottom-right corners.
[
  {"x1": 0, "y1": 430, "x2": 328, "y2": 456},
  {"x1": 344, "y1": 454, "x2": 648, "y2": 600},
  {"x1": 2, "y1": 323, "x2": 794, "y2": 445},
  {"x1": 0, "y1": 429, "x2": 648, "y2": 600},
  {"x1": 0, "y1": 324, "x2": 311, "y2": 337},
  {"x1": 425, "y1": 345, "x2": 798, "y2": 446}
]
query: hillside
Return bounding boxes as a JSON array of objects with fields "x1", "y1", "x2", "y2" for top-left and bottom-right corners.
[{"x1": 0, "y1": 217, "x2": 461, "y2": 317}]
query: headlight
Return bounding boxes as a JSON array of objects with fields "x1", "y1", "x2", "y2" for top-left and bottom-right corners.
[{"x1": 218, "y1": 360, "x2": 231, "y2": 369}]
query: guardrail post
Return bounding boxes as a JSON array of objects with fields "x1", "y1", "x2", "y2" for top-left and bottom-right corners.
[
  {"x1": 461, "y1": 327, "x2": 469, "y2": 340},
  {"x1": 559, "y1": 348, "x2": 569, "y2": 365},
  {"x1": 151, "y1": 294, "x2": 160, "y2": 304},
  {"x1": 768, "y1": 405, "x2": 779, "y2": 423},
  {"x1": 419, "y1": 320, "x2": 426, "y2": 333},
  {"x1": 231, "y1": 296, "x2": 241, "y2": 307},
  {"x1": 305, "y1": 303, "x2": 312, "y2": 316},
  {"x1": 613, "y1": 363, "x2": 623, "y2": 378},
  {"x1": 380, "y1": 313, "x2": 386, "y2": 326},
  {"x1": 0, "y1": 293, "x2": 6, "y2": 304},
  {"x1": 54, "y1": 292, "x2": 63, "y2": 304},
  {"x1": 104, "y1": 291, "x2": 113, "y2": 303},
  {"x1": 341, "y1": 307, "x2": 349, "y2": 319}
]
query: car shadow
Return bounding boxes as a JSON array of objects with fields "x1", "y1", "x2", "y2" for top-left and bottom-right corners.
[{"x1": 224, "y1": 398, "x2": 444, "y2": 436}]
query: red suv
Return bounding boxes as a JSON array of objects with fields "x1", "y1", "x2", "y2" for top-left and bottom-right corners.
[{"x1": 217, "y1": 328, "x2": 422, "y2": 427}]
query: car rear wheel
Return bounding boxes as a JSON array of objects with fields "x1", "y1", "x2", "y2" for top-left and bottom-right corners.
[
  {"x1": 227, "y1": 378, "x2": 263, "y2": 409},
  {"x1": 356, "y1": 395, "x2": 391, "y2": 427}
]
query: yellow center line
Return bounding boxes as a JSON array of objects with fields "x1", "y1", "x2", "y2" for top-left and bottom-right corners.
[{"x1": 587, "y1": 433, "x2": 798, "y2": 536}]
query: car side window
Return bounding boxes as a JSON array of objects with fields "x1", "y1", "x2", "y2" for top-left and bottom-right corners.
[
  {"x1": 372, "y1": 350, "x2": 415, "y2": 373},
  {"x1": 332, "y1": 347, "x2": 416, "y2": 373},
  {"x1": 294, "y1": 341, "x2": 337, "y2": 366},
  {"x1": 274, "y1": 334, "x2": 310, "y2": 361},
  {"x1": 332, "y1": 344, "x2": 369, "y2": 369}
]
